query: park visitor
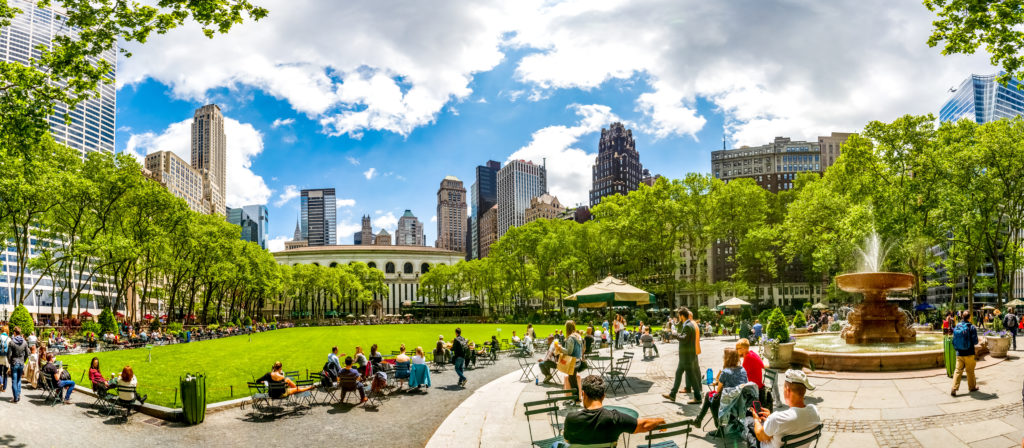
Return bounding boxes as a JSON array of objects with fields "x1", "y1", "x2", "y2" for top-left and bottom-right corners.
[
  {"x1": 526, "y1": 324, "x2": 536, "y2": 340},
  {"x1": 752, "y1": 319, "x2": 763, "y2": 342},
  {"x1": 743, "y1": 369, "x2": 820, "y2": 448},
  {"x1": 6, "y1": 326, "x2": 28, "y2": 403},
  {"x1": 687, "y1": 309, "x2": 703, "y2": 395},
  {"x1": 25, "y1": 345, "x2": 38, "y2": 389},
  {"x1": 451, "y1": 327, "x2": 468, "y2": 387},
  {"x1": 0, "y1": 325, "x2": 9, "y2": 394},
  {"x1": 694, "y1": 348, "x2": 748, "y2": 430},
  {"x1": 411, "y1": 346, "x2": 426, "y2": 365},
  {"x1": 663, "y1": 307, "x2": 700, "y2": 404},
  {"x1": 1004, "y1": 309, "x2": 1019, "y2": 351},
  {"x1": 338, "y1": 357, "x2": 367, "y2": 403},
  {"x1": 88, "y1": 357, "x2": 109, "y2": 394},
  {"x1": 737, "y1": 338, "x2": 769, "y2": 408},
  {"x1": 42, "y1": 354, "x2": 75, "y2": 404},
  {"x1": 117, "y1": 365, "x2": 148, "y2": 405},
  {"x1": 560, "y1": 375, "x2": 665, "y2": 446},
  {"x1": 584, "y1": 326, "x2": 595, "y2": 354},
  {"x1": 265, "y1": 361, "x2": 316, "y2": 398},
  {"x1": 952, "y1": 310, "x2": 980, "y2": 396},
  {"x1": 396, "y1": 344, "x2": 410, "y2": 363},
  {"x1": 537, "y1": 335, "x2": 559, "y2": 383},
  {"x1": 354, "y1": 346, "x2": 368, "y2": 372},
  {"x1": 368, "y1": 344, "x2": 384, "y2": 375},
  {"x1": 556, "y1": 320, "x2": 584, "y2": 391},
  {"x1": 327, "y1": 346, "x2": 342, "y2": 372},
  {"x1": 511, "y1": 330, "x2": 521, "y2": 346},
  {"x1": 640, "y1": 327, "x2": 658, "y2": 357}
]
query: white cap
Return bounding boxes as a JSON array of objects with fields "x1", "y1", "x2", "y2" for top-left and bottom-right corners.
[{"x1": 784, "y1": 369, "x2": 816, "y2": 390}]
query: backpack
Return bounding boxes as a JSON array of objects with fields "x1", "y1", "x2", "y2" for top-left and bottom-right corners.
[
  {"x1": 1004, "y1": 314, "x2": 1019, "y2": 330},
  {"x1": 0, "y1": 335, "x2": 9, "y2": 356},
  {"x1": 952, "y1": 322, "x2": 972, "y2": 351}
]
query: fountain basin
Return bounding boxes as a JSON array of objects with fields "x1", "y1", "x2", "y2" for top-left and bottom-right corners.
[
  {"x1": 793, "y1": 333, "x2": 945, "y2": 372},
  {"x1": 835, "y1": 272, "x2": 914, "y2": 293},
  {"x1": 836, "y1": 272, "x2": 917, "y2": 344}
]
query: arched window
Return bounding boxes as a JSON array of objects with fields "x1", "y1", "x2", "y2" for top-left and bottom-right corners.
[
  {"x1": 404, "y1": 262, "x2": 413, "y2": 274},
  {"x1": 312, "y1": 262, "x2": 320, "y2": 266},
  {"x1": 329, "y1": 262, "x2": 338, "y2": 268},
  {"x1": 385, "y1": 262, "x2": 395, "y2": 274},
  {"x1": 367, "y1": 262, "x2": 377, "y2": 269},
  {"x1": 421, "y1": 263, "x2": 430, "y2": 274}
]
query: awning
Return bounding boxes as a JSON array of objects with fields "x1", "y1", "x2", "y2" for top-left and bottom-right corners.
[{"x1": 564, "y1": 276, "x2": 652, "y2": 308}]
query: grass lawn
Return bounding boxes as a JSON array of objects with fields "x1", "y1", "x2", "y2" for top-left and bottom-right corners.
[{"x1": 57, "y1": 323, "x2": 566, "y2": 408}]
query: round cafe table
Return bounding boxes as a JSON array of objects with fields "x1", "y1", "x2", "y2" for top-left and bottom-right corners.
[{"x1": 604, "y1": 405, "x2": 639, "y2": 446}]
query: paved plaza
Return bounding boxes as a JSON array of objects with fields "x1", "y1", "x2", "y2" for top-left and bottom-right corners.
[{"x1": 429, "y1": 337, "x2": 1024, "y2": 448}]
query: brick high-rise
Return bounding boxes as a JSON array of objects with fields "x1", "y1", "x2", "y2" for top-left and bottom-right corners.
[
  {"x1": 590, "y1": 122, "x2": 643, "y2": 207},
  {"x1": 436, "y1": 176, "x2": 467, "y2": 253}
]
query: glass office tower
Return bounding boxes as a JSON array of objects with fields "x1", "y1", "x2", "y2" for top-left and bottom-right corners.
[{"x1": 939, "y1": 73, "x2": 1024, "y2": 124}]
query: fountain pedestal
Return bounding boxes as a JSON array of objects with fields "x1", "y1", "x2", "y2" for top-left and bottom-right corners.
[{"x1": 836, "y1": 273, "x2": 916, "y2": 344}]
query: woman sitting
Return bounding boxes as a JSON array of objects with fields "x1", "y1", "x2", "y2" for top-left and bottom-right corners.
[
  {"x1": 262, "y1": 361, "x2": 316, "y2": 398},
  {"x1": 116, "y1": 365, "x2": 148, "y2": 405},
  {"x1": 88, "y1": 357, "x2": 109, "y2": 394},
  {"x1": 408, "y1": 347, "x2": 431, "y2": 390},
  {"x1": 395, "y1": 344, "x2": 411, "y2": 364},
  {"x1": 694, "y1": 348, "x2": 747, "y2": 430},
  {"x1": 353, "y1": 346, "x2": 368, "y2": 373}
]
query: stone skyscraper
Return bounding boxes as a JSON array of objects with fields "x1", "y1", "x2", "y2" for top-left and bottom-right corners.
[
  {"x1": 436, "y1": 176, "x2": 467, "y2": 253},
  {"x1": 590, "y1": 122, "x2": 642, "y2": 207},
  {"x1": 300, "y1": 188, "x2": 337, "y2": 246},
  {"x1": 497, "y1": 160, "x2": 547, "y2": 238},
  {"x1": 355, "y1": 215, "x2": 375, "y2": 245},
  {"x1": 191, "y1": 104, "x2": 227, "y2": 215},
  {"x1": 395, "y1": 210, "x2": 426, "y2": 246}
]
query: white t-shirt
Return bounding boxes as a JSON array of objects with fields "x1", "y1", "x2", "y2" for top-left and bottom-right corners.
[
  {"x1": 761, "y1": 405, "x2": 820, "y2": 448},
  {"x1": 411, "y1": 355, "x2": 426, "y2": 365}
]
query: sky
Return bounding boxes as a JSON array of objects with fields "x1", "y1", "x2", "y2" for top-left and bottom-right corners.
[{"x1": 114, "y1": 0, "x2": 994, "y2": 251}]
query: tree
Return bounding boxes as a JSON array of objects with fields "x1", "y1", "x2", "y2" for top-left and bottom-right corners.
[
  {"x1": 925, "y1": 0, "x2": 1024, "y2": 85},
  {"x1": 98, "y1": 308, "x2": 117, "y2": 334}
]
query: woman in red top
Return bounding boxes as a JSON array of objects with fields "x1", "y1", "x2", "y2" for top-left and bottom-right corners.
[
  {"x1": 88, "y1": 357, "x2": 109, "y2": 393},
  {"x1": 942, "y1": 313, "x2": 953, "y2": 335}
]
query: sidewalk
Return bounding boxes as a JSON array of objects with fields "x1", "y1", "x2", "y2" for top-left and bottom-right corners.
[{"x1": 426, "y1": 337, "x2": 1024, "y2": 448}]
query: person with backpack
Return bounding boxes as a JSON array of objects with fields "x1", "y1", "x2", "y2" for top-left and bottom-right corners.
[
  {"x1": 952, "y1": 311, "x2": 980, "y2": 397},
  {"x1": 1004, "y1": 309, "x2": 1019, "y2": 351},
  {"x1": 0, "y1": 325, "x2": 10, "y2": 394},
  {"x1": 451, "y1": 328, "x2": 468, "y2": 387},
  {"x1": 6, "y1": 327, "x2": 29, "y2": 403}
]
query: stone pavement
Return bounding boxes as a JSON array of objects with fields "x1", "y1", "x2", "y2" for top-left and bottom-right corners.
[{"x1": 426, "y1": 336, "x2": 1024, "y2": 447}]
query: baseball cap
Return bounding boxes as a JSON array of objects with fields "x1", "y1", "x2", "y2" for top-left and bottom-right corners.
[{"x1": 784, "y1": 369, "x2": 816, "y2": 390}]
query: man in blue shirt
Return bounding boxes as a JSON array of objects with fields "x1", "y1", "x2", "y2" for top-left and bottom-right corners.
[
  {"x1": 752, "y1": 320, "x2": 763, "y2": 343},
  {"x1": 327, "y1": 346, "x2": 342, "y2": 372},
  {"x1": 951, "y1": 311, "x2": 979, "y2": 396}
]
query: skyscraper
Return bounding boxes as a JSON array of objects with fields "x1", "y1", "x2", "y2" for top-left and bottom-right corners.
[
  {"x1": 395, "y1": 210, "x2": 426, "y2": 246},
  {"x1": 436, "y1": 176, "x2": 467, "y2": 253},
  {"x1": 191, "y1": 104, "x2": 227, "y2": 216},
  {"x1": 497, "y1": 160, "x2": 547, "y2": 238},
  {"x1": 590, "y1": 122, "x2": 643, "y2": 207},
  {"x1": 469, "y1": 160, "x2": 500, "y2": 260},
  {"x1": 143, "y1": 151, "x2": 208, "y2": 214},
  {"x1": 355, "y1": 215, "x2": 374, "y2": 245},
  {"x1": 242, "y1": 204, "x2": 269, "y2": 249},
  {"x1": 0, "y1": 0, "x2": 117, "y2": 157},
  {"x1": 227, "y1": 207, "x2": 259, "y2": 245},
  {"x1": 300, "y1": 188, "x2": 336, "y2": 246},
  {"x1": 940, "y1": 73, "x2": 1024, "y2": 124}
]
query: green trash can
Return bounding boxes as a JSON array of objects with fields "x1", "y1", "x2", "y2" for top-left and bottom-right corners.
[
  {"x1": 943, "y1": 336, "x2": 955, "y2": 378},
  {"x1": 180, "y1": 373, "x2": 207, "y2": 425}
]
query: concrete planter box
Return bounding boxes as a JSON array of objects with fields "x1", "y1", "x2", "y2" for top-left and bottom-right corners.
[
  {"x1": 767, "y1": 342, "x2": 796, "y2": 369},
  {"x1": 985, "y1": 335, "x2": 1011, "y2": 358}
]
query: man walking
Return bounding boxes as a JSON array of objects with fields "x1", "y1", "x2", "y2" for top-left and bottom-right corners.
[
  {"x1": 952, "y1": 310, "x2": 980, "y2": 396},
  {"x1": 663, "y1": 307, "x2": 700, "y2": 404},
  {"x1": 7, "y1": 326, "x2": 29, "y2": 403},
  {"x1": 452, "y1": 327, "x2": 468, "y2": 387},
  {"x1": 1004, "y1": 309, "x2": 1019, "y2": 351}
]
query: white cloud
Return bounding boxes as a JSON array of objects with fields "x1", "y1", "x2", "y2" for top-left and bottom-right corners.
[
  {"x1": 363, "y1": 167, "x2": 378, "y2": 180},
  {"x1": 337, "y1": 219, "x2": 362, "y2": 244},
  {"x1": 267, "y1": 235, "x2": 290, "y2": 252},
  {"x1": 336, "y1": 198, "x2": 356, "y2": 208},
  {"x1": 346, "y1": 156, "x2": 360, "y2": 166},
  {"x1": 373, "y1": 212, "x2": 398, "y2": 231},
  {"x1": 271, "y1": 118, "x2": 295, "y2": 129},
  {"x1": 430, "y1": 215, "x2": 437, "y2": 223},
  {"x1": 124, "y1": 116, "x2": 272, "y2": 207},
  {"x1": 506, "y1": 104, "x2": 618, "y2": 206},
  {"x1": 274, "y1": 185, "x2": 300, "y2": 207}
]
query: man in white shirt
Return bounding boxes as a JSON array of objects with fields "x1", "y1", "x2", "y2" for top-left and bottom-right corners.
[
  {"x1": 745, "y1": 370, "x2": 821, "y2": 448},
  {"x1": 537, "y1": 336, "x2": 559, "y2": 383},
  {"x1": 511, "y1": 331, "x2": 521, "y2": 345}
]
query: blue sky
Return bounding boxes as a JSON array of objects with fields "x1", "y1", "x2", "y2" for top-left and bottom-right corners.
[{"x1": 113, "y1": 0, "x2": 992, "y2": 250}]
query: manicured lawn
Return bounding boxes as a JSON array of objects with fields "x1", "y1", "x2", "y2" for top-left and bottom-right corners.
[{"x1": 57, "y1": 323, "x2": 564, "y2": 408}]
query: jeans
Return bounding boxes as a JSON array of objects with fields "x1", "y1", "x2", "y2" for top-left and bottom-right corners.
[
  {"x1": 57, "y1": 379, "x2": 75, "y2": 401},
  {"x1": 1010, "y1": 329, "x2": 1018, "y2": 350},
  {"x1": 695, "y1": 391, "x2": 721, "y2": 428},
  {"x1": 0, "y1": 364, "x2": 7, "y2": 391},
  {"x1": 453, "y1": 357, "x2": 466, "y2": 382},
  {"x1": 10, "y1": 364, "x2": 23, "y2": 400}
]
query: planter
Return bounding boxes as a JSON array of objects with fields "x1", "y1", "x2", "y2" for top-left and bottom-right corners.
[
  {"x1": 912, "y1": 324, "x2": 932, "y2": 332},
  {"x1": 767, "y1": 342, "x2": 796, "y2": 369},
  {"x1": 792, "y1": 327, "x2": 809, "y2": 335},
  {"x1": 985, "y1": 335, "x2": 1011, "y2": 358}
]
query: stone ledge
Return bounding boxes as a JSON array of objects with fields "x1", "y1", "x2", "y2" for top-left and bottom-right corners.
[{"x1": 72, "y1": 384, "x2": 253, "y2": 422}]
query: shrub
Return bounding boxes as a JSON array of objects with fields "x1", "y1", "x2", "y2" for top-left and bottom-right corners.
[
  {"x1": 633, "y1": 309, "x2": 648, "y2": 324},
  {"x1": 98, "y1": 308, "x2": 118, "y2": 334},
  {"x1": 41, "y1": 328, "x2": 57, "y2": 340},
  {"x1": 757, "y1": 309, "x2": 772, "y2": 326},
  {"x1": 829, "y1": 322, "x2": 841, "y2": 332},
  {"x1": 9, "y1": 304, "x2": 34, "y2": 336},
  {"x1": 992, "y1": 314, "x2": 1004, "y2": 331},
  {"x1": 149, "y1": 319, "x2": 160, "y2": 331},
  {"x1": 260, "y1": 317, "x2": 266, "y2": 324},
  {"x1": 722, "y1": 315, "x2": 736, "y2": 328},
  {"x1": 792, "y1": 311, "x2": 807, "y2": 328},
  {"x1": 81, "y1": 320, "x2": 101, "y2": 335},
  {"x1": 207, "y1": 323, "x2": 220, "y2": 331},
  {"x1": 765, "y1": 308, "x2": 790, "y2": 342},
  {"x1": 697, "y1": 306, "x2": 716, "y2": 324},
  {"x1": 740, "y1": 307, "x2": 753, "y2": 323},
  {"x1": 167, "y1": 322, "x2": 183, "y2": 333},
  {"x1": 739, "y1": 321, "x2": 752, "y2": 339},
  {"x1": 243, "y1": 315, "x2": 252, "y2": 327}
]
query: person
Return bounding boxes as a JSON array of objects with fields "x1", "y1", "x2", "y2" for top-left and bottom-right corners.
[
  {"x1": 263, "y1": 361, "x2": 316, "y2": 398},
  {"x1": 556, "y1": 320, "x2": 584, "y2": 391},
  {"x1": 327, "y1": 346, "x2": 342, "y2": 372},
  {"x1": 6, "y1": 326, "x2": 29, "y2": 403},
  {"x1": 1004, "y1": 309, "x2": 1019, "y2": 351},
  {"x1": 0, "y1": 325, "x2": 9, "y2": 394},
  {"x1": 744, "y1": 370, "x2": 820, "y2": 448},
  {"x1": 752, "y1": 319, "x2": 763, "y2": 342},
  {"x1": 368, "y1": 344, "x2": 384, "y2": 375},
  {"x1": 116, "y1": 365, "x2": 148, "y2": 405},
  {"x1": 526, "y1": 324, "x2": 536, "y2": 340},
  {"x1": 694, "y1": 348, "x2": 748, "y2": 429},
  {"x1": 336, "y1": 357, "x2": 366, "y2": 403},
  {"x1": 451, "y1": 327, "x2": 468, "y2": 387},
  {"x1": 736, "y1": 338, "x2": 768, "y2": 408},
  {"x1": 41, "y1": 354, "x2": 75, "y2": 404},
  {"x1": 687, "y1": 309, "x2": 703, "y2": 394},
  {"x1": 584, "y1": 326, "x2": 595, "y2": 355},
  {"x1": 613, "y1": 314, "x2": 624, "y2": 349},
  {"x1": 640, "y1": 327, "x2": 659, "y2": 357},
  {"x1": 942, "y1": 312, "x2": 953, "y2": 335},
  {"x1": 354, "y1": 346, "x2": 368, "y2": 372},
  {"x1": 89, "y1": 357, "x2": 109, "y2": 393},
  {"x1": 435, "y1": 336, "x2": 447, "y2": 362},
  {"x1": 411, "y1": 346, "x2": 427, "y2": 365},
  {"x1": 396, "y1": 344, "x2": 410, "y2": 363},
  {"x1": 663, "y1": 307, "x2": 701, "y2": 404},
  {"x1": 26, "y1": 345, "x2": 39, "y2": 389},
  {"x1": 951, "y1": 310, "x2": 980, "y2": 396},
  {"x1": 27, "y1": 330, "x2": 37, "y2": 348},
  {"x1": 561, "y1": 375, "x2": 666, "y2": 446},
  {"x1": 409, "y1": 347, "x2": 431, "y2": 390},
  {"x1": 511, "y1": 330, "x2": 521, "y2": 346},
  {"x1": 489, "y1": 335, "x2": 500, "y2": 359},
  {"x1": 537, "y1": 336, "x2": 559, "y2": 383},
  {"x1": 466, "y1": 341, "x2": 478, "y2": 367}
]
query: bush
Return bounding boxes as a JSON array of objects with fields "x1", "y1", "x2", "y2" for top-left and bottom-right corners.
[
  {"x1": 167, "y1": 322, "x2": 183, "y2": 333},
  {"x1": 765, "y1": 308, "x2": 790, "y2": 342},
  {"x1": 829, "y1": 322, "x2": 841, "y2": 332},
  {"x1": 757, "y1": 309, "x2": 772, "y2": 326},
  {"x1": 633, "y1": 309, "x2": 648, "y2": 324},
  {"x1": 41, "y1": 328, "x2": 57, "y2": 340},
  {"x1": 992, "y1": 314, "x2": 1004, "y2": 331},
  {"x1": 792, "y1": 311, "x2": 807, "y2": 328},
  {"x1": 207, "y1": 324, "x2": 220, "y2": 331},
  {"x1": 149, "y1": 319, "x2": 160, "y2": 331},
  {"x1": 260, "y1": 317, "x2": 266, "y2": 324},
  {"x1": 739, "y1": 321, "x2": 752, "y2": 339},
  {"x1": 81, "y1": 320, "x2": 101, "y2": 335},
  {"x1": 98, "y1": 308, "x2": 118, "y2": 334},
  {"x1": 9, "y1": 304, "x2": 34, "y2": 336},
  {"x1": 740, "y1": 307, "x2": 753, "y2": 323},
  {"x1": 697, "y1": 306, "x2": 716, "y2": 324},
  {"x1": 243, "y1": 315, "x2": 252, "y2": 327}
]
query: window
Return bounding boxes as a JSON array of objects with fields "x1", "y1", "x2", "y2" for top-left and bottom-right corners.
[
  {"x1": 421, "y1": 263, "x2": 430, "y2": 274},
  {"x1": 367, "y1": 262, "x2": 377, "y2": 269},
  {"x1": 385, "y1": 262, "x2": 395, "y2": 274},
  {"x1": 404, "y1": 262, "x2": 413, "y2": 274}
]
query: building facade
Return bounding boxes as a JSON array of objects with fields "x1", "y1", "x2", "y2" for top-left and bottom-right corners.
[
  {"x1": 497, "y1": 160, "x2": 547, "y2": 238},
  {"x1": 190, "y1": 105, "x2": 227, "y2": 215},
  {"x1": 355, "y1": 215, "x2": 374, "y2": 245},
  {"x1": 469, "y1": 160, "x2": 501, "y2": 260},
  {"x1": 478, "y1": 205, "x2": 498, "y2": 258},
  {"x1": 818, "y1": 132, "x2": 852, "y2": 171},
  {"x1": 271, "y1": 245, "x2": 467, "y2": 316},
  {"x1": 711, "y1": 135, "x2": 850, "y2": 193},
  {"x1": 590, "y1": 122, "x2": 643, "y2": 206},
  {"x1": 395, "y1": 210, "x2": 426, "y2": 246},
  {"x1": 524, "y1": 193, "x2": 567, "y2": 223},
  {"x1": 144, "y1": 151, "x2": 208, "y2": 214},
  {"x1": 375, "y1": 229, "x2": 392, "y2": 246},
  {"x1": 242, "y1": 204, "x2": 269, "y2": 249},
  {"x1": 436, "y1": 176, "x2": 467, "y2": 253},
  {"x1": 940, "y1": 73, "x2": 1024, "y2": 124},
  {"x1": 300, "y1": 188, "x2": 337, "y2": 246},
  {"x1": 227, "y1": 207, "x2": 259, "y2": 245}
]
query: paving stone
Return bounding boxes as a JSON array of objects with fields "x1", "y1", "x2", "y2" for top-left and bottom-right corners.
[{"x1": 951, "y1": 419, "x2": 1019, "y2": 444}]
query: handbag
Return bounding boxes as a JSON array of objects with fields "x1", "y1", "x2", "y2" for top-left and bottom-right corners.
[{"x1": 557, "y1": 353, "x2": 577, "y2": 375}]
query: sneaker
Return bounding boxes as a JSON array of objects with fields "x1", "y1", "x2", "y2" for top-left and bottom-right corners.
[
  {"x1": 63, "y1": 400, "x2": 73, "y2": 405},
  {"x1": 461, "y1": 379, "x2": 468, "y2": 387},
  {"x1": 969, "y1": 387, "x2": 980, "y2": 392},
  {"x1": 662, "y1": 393, "x2": 676, "y2": 402},
  {"x1": 542, "y1": 375, "x2": 552, "y2": 384},
  {"x1": 360, "y1": 397, "x2": 368, "y2": 403},
  {"x1": 950, "y1": 390, "x2": 956, "y2": 397}
]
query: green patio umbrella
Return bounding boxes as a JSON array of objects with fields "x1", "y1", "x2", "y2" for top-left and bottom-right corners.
[{"x1": 564, "y1": 276, "x2": 653, "y2": 360}]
